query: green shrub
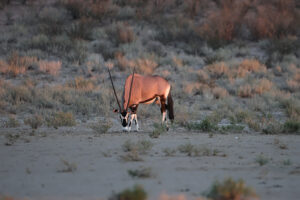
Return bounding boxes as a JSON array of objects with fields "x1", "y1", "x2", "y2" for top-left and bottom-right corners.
[
  {"x1": 109, "y1": 185, "x2": 147, "y2": 200},
  {"x1": 283, "y1": 120, "x2": 300, "y2": 133},
  {"x1": 149, "y1": 123, "x2": 167, "y2": 138},
  {"x1": 255, "y1": 154, "x2": 269, "y2": 166},
  {"x1": 204, "y1": 178, "x2": 257, "y2": 200},
  {"x1": 185, "y1": 118, "x2": 217, "y2": 132},
  {"x1": 128, "y1": 167, "x2": 152, "y2": 178}
]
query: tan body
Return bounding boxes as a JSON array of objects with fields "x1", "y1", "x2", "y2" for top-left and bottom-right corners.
[{"x1": 123, "y1": 74, "x2": 170, "y2": 109}]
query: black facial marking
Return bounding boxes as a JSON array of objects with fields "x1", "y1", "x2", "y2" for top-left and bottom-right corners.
[
  {"x1": 122, "y1": 119, "x2": 127, "y2": 127},
  {"x1": 121, "y1": 111, "x2": 127, "y2": 117}
]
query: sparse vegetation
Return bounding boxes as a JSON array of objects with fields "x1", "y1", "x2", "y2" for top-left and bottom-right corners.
[
  {"x1": 109, "y1": 185, "x2": 147, "y2": 200},
  {"x1": 47, "y1": 112, "x2": 76, "y2": 128},
  {"x1": 178, "y1": 143, "x2": 222, "y2": 157},
  {"x1": 90, "y1": 119, "x2": 112, "y2": 134},
  {"x1": 4, "y1": 116, "x2": 20, "y2": 128},
  {"x1": 128, "y1": 167, "x2": 152, "y2": 179},
  {"x1": 204, "y1": 178, "x2": 257, "y2": 200},
  {"x1": 24, "y1": 114, "x2": 43, "y2": 129},
  {"x1": 149, "y1": 123, "x2": 168, "y2": 138},
  {"x1": 185, "y1": 118, "x2": 218, "y2": 132},
  {"x1": 255, "y1": 154, "x2": 269, "y2": 166},
  {"x1": 57, "y1": 159, "x2": 77, "y2": 173},
  {"x1": 283, "y1": 120, "x2": 300, "y2": 133},
  {"x1": 122, "y1": 140, "x2": 153, "y2": 154}
]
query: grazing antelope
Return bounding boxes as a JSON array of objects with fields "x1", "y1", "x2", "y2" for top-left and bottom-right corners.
[{"x1": 108, "y1": 68, "x2": 174, "y2": 132}]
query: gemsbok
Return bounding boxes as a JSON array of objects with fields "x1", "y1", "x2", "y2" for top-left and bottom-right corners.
[{"x1": 108, "y1": 67, "x2": 174, "y2": 132}]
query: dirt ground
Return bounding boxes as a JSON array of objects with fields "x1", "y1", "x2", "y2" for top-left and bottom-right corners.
[{"x1": 0, "y1": 126, "x2": 300, "y2": 200}]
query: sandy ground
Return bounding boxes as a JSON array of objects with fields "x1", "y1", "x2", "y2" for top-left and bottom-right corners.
[{"x1": 0, "y1": 126, "x2": 300, "y2": 200}]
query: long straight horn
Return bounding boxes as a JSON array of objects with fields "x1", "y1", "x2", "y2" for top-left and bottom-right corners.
[
  {"x1": 126, "y1": 68, "x2": 135, "y2": 111},
  {"x1": 107, "y1": 66, "x2": 121, "y2": 112}
]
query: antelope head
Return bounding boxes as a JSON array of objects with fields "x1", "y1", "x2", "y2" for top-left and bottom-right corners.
[{"x1": 108, "y1": 67, "x2": 135, "y2": 131}]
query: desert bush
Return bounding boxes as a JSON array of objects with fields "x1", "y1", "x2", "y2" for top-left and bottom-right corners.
[
  {"x1": 262, "y1": 121, "x2": 282, "y2": 134},
  {"x1": 255, "y1": 154, "x2": 269, "y2": 166},
  {"x1": 185, "y1": 118, "x2": 217, "y2": 132},
  {"x1": 198, "y1": 0, "x2": 249, "y2": 46},
  {"x1": 116, "y1": 22, "x2": 135, "y2": 44},
  {"x1": 67, "y1": 76, "x2": 95, "y2": 91},
  {"x1": 250, "y1": 0, "x2": 298, "y2": 39},
  {"x1": 4, "y1": 116, "x2": 20, "y2": 128},
  {"x1": 204, "y1": 178, "x2": 257, "y2": 200},
  {"x1": 178, "y1": 143, "x2": 220, "y2": 157},
  {"x1": 67, "y1": 17, "x2": 94, "y2": 40},
  {"x1": 30, "y1": 34, "x2": 50, "y2": 50},
  {"x1": 149, "y1": 123, "x2": 167, "y2": 138},
  {"x1": 237, "y1": 59, "x2": 267, "y2": 77},
  {"x1": 67, "y1": 40, "x2": 88, "y2": 64},
  {"x1": 57, "y1": 159, "x2": 77, "y2": 173},
  {"x1": 109, "y1": 185, "x2": 147, "y2": 200},
  {"x1": 116, "y1": 54, "x2": 158, "y2": 74},
  {"x1": 5, "y1": 84, "x2": 33, "y2": 105},
  {"x1": 163, "y1": 147, "x2": 177, "y2": 157},
  {"x1": 283, "y1": 120, "x2": 300, "y2": 133},
  {"x1": 90, "y1": 119, "x2": 112, "y2": 134},
  {"x1": 279, "y1": 98, "x2": 300, "y2": 120},
  {"x1": 122, "y1": 139, "x2": 153, "y2": 154},
  {"x1": 62, "y1": 0, "x2": 116, "y2": 20},
  {"x1": 121, "y1": 150, "x2": 143, "y2": 162},
  {"x1": 47, "y1": 111, "x2": 76, "y2": 128},
  {"x1": 38, "y1": 6, "x2": 68, "y2": 35},
  {"x1": 253, "y1": 78, "x2": 273, "y2": 95},
  {"x1": 183, "y1": 82, "x2": 202, "y2": 95},
  {"x1": 128, "y1": 167, "x2": 152, "y2": 178},
  {"x1": 24, "y1": 114, "x2": 43, "y2": 129},
  {"x1": 38, "y1": 60, "x2": 62, "y2": 76},
  {"x1": 135, "y1": 58, "x2": 158, "y2": 75},
  {"x1": 199, "y1": 0, "x2": 298, "y2": 45},
  {"x1": 237, "y1": 78, "x2": 272, "y2": 98},
  {"x1": 205, "y1": 62, "x2": 229, "y2": 79},
  {"x1": 265, "y1": 37, "x2": 299, "y2": 57},
  {"x1": 1, "y1": 52, "x2": 37, "y2": 77},
  {"x1": 212, "y1": 87, "x2": 229, "y2": 99},
  {"x1": 220, "y1": 124, "x2": 245, "y2": 133}
]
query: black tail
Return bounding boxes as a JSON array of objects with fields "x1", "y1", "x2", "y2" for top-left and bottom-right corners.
[{"x1": 167, "y1": 90, "x2": 174, "y2": 122}]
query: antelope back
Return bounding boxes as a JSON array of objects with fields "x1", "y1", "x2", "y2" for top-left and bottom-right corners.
[{"x1": 122, "y1": 74, "x2": 170, "y2": 109}]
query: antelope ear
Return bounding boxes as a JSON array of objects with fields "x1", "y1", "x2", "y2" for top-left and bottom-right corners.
[{"x1": 113, "y1": 109, "x2": 119, "y2": 113}]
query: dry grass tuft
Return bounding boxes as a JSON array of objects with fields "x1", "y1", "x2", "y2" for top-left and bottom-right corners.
[
  {"x1": 38, "y1": 60, "x2": 62, "y2": 76},
  {"x1": 212, "y1": 87, "x2": 229, "y2": 99},
  {"x1": 253, "y1": 78, "x2": 273, "y2": 95},
  {"x1": 238, "y1": 84, "x2": 253, "y2": 98},
  {"x1": 0, "y1": 52, "x2": 37, "y2": 77},
  {"x1": 116, "y1": 54, "x2": 158, "y2": 74},
  {"x1": 238, "y1": 78, "x2": 273, "y2": 98},
  {"x1": 116, "y1": 22, "x2": 135, "y2": 44},
  {"x1": 205, "y1": 62, "x2": 229, "y2": 79},
  {"x1": 67, "y1": 77, "x2": 95, "y2": 91},
  {"x1": 237, "y1": 59, "x2": 266, "y2": 77},
  {"x1": 204, "y1": 177, "x2": 257, "y2": 200}
]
